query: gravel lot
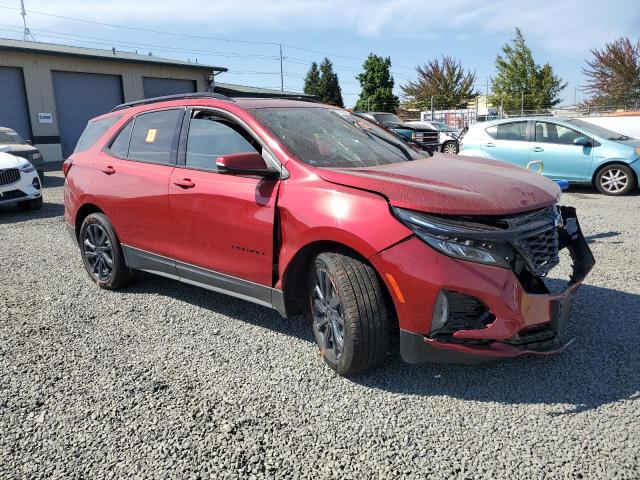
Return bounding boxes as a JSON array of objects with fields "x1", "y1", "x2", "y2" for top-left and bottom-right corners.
[{"x1": 1, "y1": 172, "x2": 639, "y2": 479}]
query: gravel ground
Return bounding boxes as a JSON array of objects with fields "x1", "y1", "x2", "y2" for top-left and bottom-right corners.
[{"x1": 1, "y1": 172, "x2": 639, "y2": 479}]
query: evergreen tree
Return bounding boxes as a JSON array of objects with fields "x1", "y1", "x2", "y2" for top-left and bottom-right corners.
[
  {"x1": 354, "y1": 54, "x2": 399, "y2": 112},
  {"x1": 490, "y1": 28, "x2": 566, "y2": 112},
  {"x1": 303, "y1": 62, "x2": 321, "y2": 98},
  {"x1": 317, "y1": 57, "x2": 344, "y2": 107},
  {"x1": 401, "y1": 56, "x2": 477, "y2": 110},
  {"x1": 582, "y1": 37, "x2": 640, "y2": 107}
]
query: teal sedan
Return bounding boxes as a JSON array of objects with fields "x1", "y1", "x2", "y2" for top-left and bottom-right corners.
[{"x1": 459, "y1": 117, "x2": 640, "y2": 195}]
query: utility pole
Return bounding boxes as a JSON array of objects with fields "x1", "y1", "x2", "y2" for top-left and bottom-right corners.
[
  {"x1": 521, "y1": 90, "x2": 524, "y2": 116},
  {"x1": 20, "y1": 0, "x2": 35, "y2": 41},
  {"x1": 574, "y1": 86, "x2": 577, "y2": 106},
  {"x1": 279, "y1": 44, "x2": 284, "y2": 92},
  {"x1": 430, "y1": 96, "x2": 434, "y2": 121}
]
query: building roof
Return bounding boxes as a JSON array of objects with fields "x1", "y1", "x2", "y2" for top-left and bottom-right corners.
[
  {"x1": 214, "y1": 82, "x2": 315, "y2": 99},
  {"x1": 0, "y1": 38, "x2": 227, "y2": 71}
]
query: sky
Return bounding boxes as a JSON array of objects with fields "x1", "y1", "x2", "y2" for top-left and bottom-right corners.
[{"x1": 1, "y1": 0, "x2": 638, "y2": 108}]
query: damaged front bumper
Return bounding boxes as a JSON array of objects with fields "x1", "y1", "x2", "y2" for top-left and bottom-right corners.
[{"x1": 371, "y1": 206, "x2": 595, "y2": 364}]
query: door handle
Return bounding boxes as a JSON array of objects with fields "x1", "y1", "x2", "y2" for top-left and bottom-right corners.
[
  {"x1": 532, "y1": 146, "x2": 544, "y2": 153},
  {"x1": 101, "y1": 165, "x2": 116, "y2": 175},
  {"x1": 485, "y1": 142, "x2": 495, "y2": 147},
  {"x1": 173, "y1": 178, "x2": 195, "y2": 189}
]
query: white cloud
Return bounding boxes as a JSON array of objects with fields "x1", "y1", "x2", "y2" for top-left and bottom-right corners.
[{"x1": 19, "y1": 0, "x2": 640, "y2": 56}]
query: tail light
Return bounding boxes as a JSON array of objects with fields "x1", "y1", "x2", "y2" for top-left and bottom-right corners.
[{"x1": 62, "y1": 158, "x2": 73, "y2": 177}]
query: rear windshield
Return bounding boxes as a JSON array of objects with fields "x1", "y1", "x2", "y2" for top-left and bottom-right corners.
[
  {"x1": 75, "y1": 115, "x2": 122, "y2": 153},
  {"x1": 0, "y1": 130, "x2": 25, "y2": 144},
  {"x1": 250, "y1": 107, "x2": 425, "y2": 168}
]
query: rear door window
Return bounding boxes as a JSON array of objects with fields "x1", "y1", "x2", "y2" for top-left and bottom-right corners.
[
  {"x1": 493, "y1": 122, "x2": 528, "y2": 141},
  {"x1": 108, "y1": 120, "x2": 134, "y2": 158},
  {"x1": 127, "y1": 109, "x2": 182, "y2": 164},
  {"x1": 75, "y1": 115, "x2": 121, "y2": 153}
]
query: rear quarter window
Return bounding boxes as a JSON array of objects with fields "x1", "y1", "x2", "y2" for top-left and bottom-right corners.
[{"x1": 74, "y1": 115, "x2": 122, "y2": 153}]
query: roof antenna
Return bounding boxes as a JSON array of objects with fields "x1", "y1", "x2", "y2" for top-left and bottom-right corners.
[{"x1": 20, "y1": 0, "x2": 36, "y2": 41}]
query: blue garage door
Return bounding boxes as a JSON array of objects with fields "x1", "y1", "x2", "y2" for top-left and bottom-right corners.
[
  {"x1": 0, "y1": 67, "x2": 31, "y2": 140},
  {"x1": 143, "y1": 77, "x2": 196, "y2": 99},
  {"x1": 52, "y1": 71, "x2": 124, "y2": 158}
]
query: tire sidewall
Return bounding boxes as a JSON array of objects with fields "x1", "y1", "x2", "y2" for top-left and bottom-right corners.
[
  {"x1": 596, "y1": 164, "x2": 635, "y2": 196},
  {"x1": 79, "y1": 213, "x2": 125, "y2": 289},
  {"x1": 442, "y1": 141, "x2": 458, "y2": 154}
]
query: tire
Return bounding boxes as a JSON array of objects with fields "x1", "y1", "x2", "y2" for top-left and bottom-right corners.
[
  {"x1": 308, "y1": 252, "x2": 392, "y2": 376},
  {"x1": 17, "y1": 196, "x2": 43, "y2": 211},
  {"x1": 79, "y1": 213, "x2": 133, "y2": 290},
  {"x1": 442, "y1": 141, "x2": 458, "y2": 154},
  {"x1": 595, "y1": 164, "x2": 635, "y2": 196}
]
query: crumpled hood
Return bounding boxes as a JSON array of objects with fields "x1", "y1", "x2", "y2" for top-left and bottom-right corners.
[{"x1": 316, "y1": 154, "x2": 561, "y2": 216}]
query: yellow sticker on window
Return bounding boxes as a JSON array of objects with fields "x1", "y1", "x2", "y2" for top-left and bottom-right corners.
[{"x1": 146, "y1": 129, "x2": 157, "y2": 143}]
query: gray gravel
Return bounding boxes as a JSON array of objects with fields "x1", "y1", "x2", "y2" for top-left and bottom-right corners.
[{"x1": 1, "y1": 172, "x2": 639, "y2": 479}]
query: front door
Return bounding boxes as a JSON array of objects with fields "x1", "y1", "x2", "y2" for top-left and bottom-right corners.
[
  {"x1": 168, "y1": 110, "x2": 279, "y2": 291},
  {"x1": 529, "y1": 121, "x2": 593, "y2": 181}
]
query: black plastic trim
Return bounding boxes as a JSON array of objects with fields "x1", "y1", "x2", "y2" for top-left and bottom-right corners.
[
  {"x1": 112, "y1": 92, "x2": 233, "y2": 112},
  {"x1": 400, "y1": 330, "x2": 499, "y2": 365}
]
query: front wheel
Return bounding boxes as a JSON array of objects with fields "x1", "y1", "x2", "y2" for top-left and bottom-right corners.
[
  {"x1": 442, "y1": 141, "x2": 458, "y2": 154},
  {"x1": 79, "y1": 213, "x2": 133, "y2": 289},
  {"x1": 595, "y1": 164, "x2": 635, "y2": 196},
  {"x1": 309, "y1": 252, "x2": 393, "y2": 376}
]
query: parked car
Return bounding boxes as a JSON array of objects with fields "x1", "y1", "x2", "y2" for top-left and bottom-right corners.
[
  {"x1": 0, "y1": 127, "x2": 44, "y2": 177},
  {"x1": 357, "y1": 112, "x2": 440, "y2": 154},
  {"x1": 64, "y1": 93, "x2": 594, "y2": 376},
  {"x1": 407, "y1": 120, "x2": 460, "y2": 154},
  {"x1": 0, "y1": 149, "x2": 43, "y2": 210},
  {"x1": 459, "y1": 117, "x2": 640, "y2": 195},
  {"x1": 351, "y1": 112, "x2": 431, "y2": 155}
]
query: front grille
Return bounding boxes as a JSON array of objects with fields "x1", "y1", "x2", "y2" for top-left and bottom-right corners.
[
  {"x1": 508, "y1": 208, "x2": 560, "y2": 277},
  {"x1": 0, "y1": 168, "x2": 20, "y2": 186},
  {"x1": 413, "y1": 131, "x2": 439, "y2": 143},
  {"x1": 0, "y1": 189, "x2": 27, "y2": 200},
  {"x1": 503, "y1": 324, "x2": 558, "y2": 351}
]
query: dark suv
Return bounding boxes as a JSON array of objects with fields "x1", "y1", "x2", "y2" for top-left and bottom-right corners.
[
  {"x1": 64, "y1": 93, "x2": 594, "y2": 376},
  {"x1": 357, "y1": 112, "x2": 440, "y2": 153}
]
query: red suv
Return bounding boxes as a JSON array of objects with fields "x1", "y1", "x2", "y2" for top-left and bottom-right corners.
[{"x1": 64, "y1": 93, "x2": 594, "y2": 376}]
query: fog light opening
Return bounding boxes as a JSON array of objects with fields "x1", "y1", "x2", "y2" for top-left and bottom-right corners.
[
  {"x1": 431, "y1": 291, "x2": 450, "y2": 333},
  {"x1": 32, "y1": 177, "x2": 41, "y2": 190}
]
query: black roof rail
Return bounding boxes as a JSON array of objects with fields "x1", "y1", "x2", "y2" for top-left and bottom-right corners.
[
  {"x1": 111, "y1": 92, "x2": 234, "y2": 112},
  {"x1": 237, "y1": 96, "x2": 322, "y2": 104}
]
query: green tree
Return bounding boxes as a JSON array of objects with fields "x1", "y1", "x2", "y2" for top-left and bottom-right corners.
[
  {"x1": 317, "y1": 57, "x2": 344, "y2": 107},
  {"x1": 490, "y1": 28, "x2": 566, "y2": 112},
  {"x1": 354, "y1": 53, "x2": 399, "y2": 112},
  {"x1": 303, "y1": 61, "x2": 321, "y2": 98},
  {"x1": 401, "y1": 56, "x2": 477, "y2": 110},
  {"x1": 582, "y1": 37, "x2": 640, "y2": 107}
]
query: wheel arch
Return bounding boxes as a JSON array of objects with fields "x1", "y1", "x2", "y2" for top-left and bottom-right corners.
[
  {"x1": 591, "y1": 160, "x2": 638, "y2": 187},
  {"x1": 74, "y1": 203, "x2": 104, "y2": 241}
]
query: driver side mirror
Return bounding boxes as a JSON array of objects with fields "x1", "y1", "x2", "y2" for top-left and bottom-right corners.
[
  {"x1": 216, "y1": 152, "x2": 278, "y2": 178},
  {"x1": 573, "y1": 136, "x2": 591, "y2": 147}
]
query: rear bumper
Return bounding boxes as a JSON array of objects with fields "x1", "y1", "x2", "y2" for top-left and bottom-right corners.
[{"x1": 371, "y1": 207, "x2": 595, "y2": 364}]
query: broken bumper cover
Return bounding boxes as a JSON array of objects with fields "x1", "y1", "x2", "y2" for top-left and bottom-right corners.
[{"x1": 371, "y1": 206, "x2": 595, "y2": 364}]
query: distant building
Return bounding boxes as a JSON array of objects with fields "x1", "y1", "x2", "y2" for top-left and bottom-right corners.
[{"x1": 0, "y1": 39, "x2": 312, "y2": 162}]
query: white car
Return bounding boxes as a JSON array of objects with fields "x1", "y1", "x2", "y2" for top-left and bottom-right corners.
[
  {"x1": 406, "y1": 120, "x2": 460, "y2": 154},
  {"x1": 0, "y1": 150, "x2": 43, "y2": 210}
]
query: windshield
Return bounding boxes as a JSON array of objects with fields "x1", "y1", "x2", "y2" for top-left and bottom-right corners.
[
  {"x1": 374, "y1": 113, "x2": 404, "y2": 124},
  {"x1": 566, "y1": 119, "x2": 630, "y2": 140},
  {"x1": 0, "y1": 130, "x2": 25, "y2": 144},
  {"x1": 250, "y1": 107, "x2": 426, "y2": 168}
]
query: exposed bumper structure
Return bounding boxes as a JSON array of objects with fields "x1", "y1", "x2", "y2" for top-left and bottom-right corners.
[{"x1": 371, "y1": 207, "x2": 595, "y2": 364}]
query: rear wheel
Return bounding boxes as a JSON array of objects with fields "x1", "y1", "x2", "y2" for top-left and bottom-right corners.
[
  {"x1": 309, "y1": 252, "x2": 392, "y2": 376},
  {"x1": 595, "y1": 164, "x2": 635, "y2": 195},
  {"x1": 79, "y1": 213, "x2": 133, "y2": 289},
  {"x1": 442, "y1": 141, "x2": 458, "y2": 154}
]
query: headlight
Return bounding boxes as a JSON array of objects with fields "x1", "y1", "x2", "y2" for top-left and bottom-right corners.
[
  {"x1": 635, "y1": 147, "x2": 640, "y2": 157},
  {"x1": 19, "y1": 162, "x2": 36, "y2": 173},
  {"x1": 392, "y1": 207, "x2": 513, "y2": 268}
]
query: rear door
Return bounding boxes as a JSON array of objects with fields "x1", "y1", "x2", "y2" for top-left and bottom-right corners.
[
  {"x1": 168, "y1": 108, "x2": 279, "y2": 293},
  {"x1": 93, "y1": 108, "x2": 183, "y2": 262},
  {"x1": 482, "y1": 121, "x2": 531, "y2": 168},
  {"x1": 529, "y1": 121, "x2": 593, "y2": 181}
]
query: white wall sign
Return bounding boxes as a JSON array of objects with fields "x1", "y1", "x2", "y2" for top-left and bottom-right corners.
[{"x1": 38, "y1": 113, "x2": 53, "y2": 124}]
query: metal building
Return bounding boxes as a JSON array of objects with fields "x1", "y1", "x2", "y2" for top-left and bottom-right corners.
[{"x1": 0, "y1": 39, "x2": 227, "y2": 162}]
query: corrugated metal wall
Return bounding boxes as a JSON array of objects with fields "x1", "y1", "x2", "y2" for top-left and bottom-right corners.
[
  {"x1": 143, "y1": 77, "x2": 196, "y2": 98},
  {"x1": 0, "y1": 66, "x2": 31, "y2": 140}
]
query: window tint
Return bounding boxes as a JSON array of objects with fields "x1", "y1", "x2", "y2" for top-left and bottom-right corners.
[
  {"x1": 108, "y1": 120, "x2": 134, "y2": 158},
  {"x1": 535, "y1": 122, "x2": 583, "y2": 145},
  {"x1": 74, "y1": 115, "x2": 121, "y2": 153},
  {"x1": 495, "y1": 122, "x2": 528, "y2": 141},
  {"x1": 186, "y1": 117, "x2": 258, "y2": 171},
  {"x1": 128, "y1": 109, "x2": 181, "y2": 164}
]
